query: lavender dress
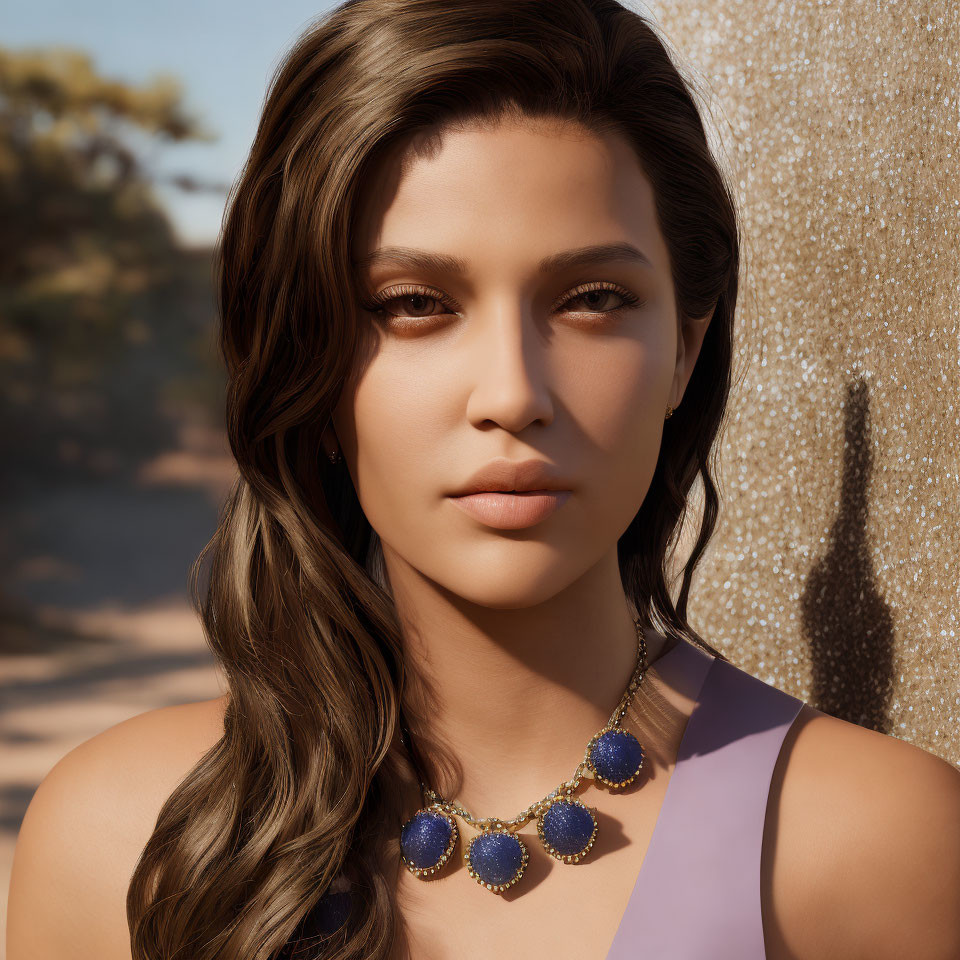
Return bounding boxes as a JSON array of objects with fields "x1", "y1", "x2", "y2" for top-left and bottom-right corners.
[{"x1": 605, "y1": 637, "x2": 806, "y2": 959}]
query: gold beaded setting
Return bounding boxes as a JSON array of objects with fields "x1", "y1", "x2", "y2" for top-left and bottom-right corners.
[
  {"x1": 463, "y1": 830, "x2": 530, "y2": 893},
  {"x1": 584, "y1": 724, "x2": 646, "y2": 788},
  {"x1": 399, "y1": 804, "x2": 459, "y2": 878},
  {"x1": 536, "y1": 795, "x2": 600, "y2": 863}
]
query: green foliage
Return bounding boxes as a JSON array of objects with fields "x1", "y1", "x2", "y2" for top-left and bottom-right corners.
[{"x1": 0, "y1": 46, "x2": 226, "y2": 476}]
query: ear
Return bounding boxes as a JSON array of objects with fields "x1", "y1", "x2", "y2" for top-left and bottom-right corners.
[{"x1": 669, "y1": 305, "x2": 716, "y2": 410}]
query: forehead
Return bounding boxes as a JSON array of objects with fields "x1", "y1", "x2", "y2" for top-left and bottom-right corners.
[{"x1": 351, "y1": 116, "x2": 668, "y2": 277}]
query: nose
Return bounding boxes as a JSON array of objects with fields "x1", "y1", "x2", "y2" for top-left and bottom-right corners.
[{"x1": 463, "y1": 300, "x2": 555, "y2": 433}]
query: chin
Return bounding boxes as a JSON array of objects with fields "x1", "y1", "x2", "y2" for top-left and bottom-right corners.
[{"x1": 424, "y1": 548, "x2": 581, "y2": 610}]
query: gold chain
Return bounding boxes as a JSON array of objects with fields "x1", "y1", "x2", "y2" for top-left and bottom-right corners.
[{"x1": 414, "y1": 618, "x2": 648, "y2": 833}]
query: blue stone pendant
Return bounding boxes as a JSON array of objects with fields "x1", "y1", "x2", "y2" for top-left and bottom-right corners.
[
  {"x1": 586, "y1": 725, "x2": 646, "y2": 788},
  {"x1": 536, "y1": 796, "x2": 599, "y2": 862},
  {"x1": 464, "y1": 829, "x2": 529, "y2": 892},
  {"x1": 399, "y1": 807, "x2": 459, "y2": 878}
]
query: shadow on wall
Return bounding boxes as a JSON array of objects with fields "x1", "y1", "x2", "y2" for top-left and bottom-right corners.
[{"x1": 803, "y1": 376, "x2": 896, "y2": 733}]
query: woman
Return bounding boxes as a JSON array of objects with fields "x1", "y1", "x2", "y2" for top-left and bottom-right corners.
[{"x1": 8, "y1": 1, "x2": 960, "y2": 958}]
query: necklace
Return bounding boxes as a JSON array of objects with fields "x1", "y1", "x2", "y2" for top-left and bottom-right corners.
[{"x1": 397, "y1": 617, "x2": 649, "y2": 894}]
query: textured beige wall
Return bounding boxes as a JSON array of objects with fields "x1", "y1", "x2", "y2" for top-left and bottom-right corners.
[{"x1": 640, "y1": 0, "x2": 959, "y2": 763}]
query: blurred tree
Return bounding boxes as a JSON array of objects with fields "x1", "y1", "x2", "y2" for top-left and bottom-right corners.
[{"x1": 0, "y1": 47, "x2": 227, "y2": 482}]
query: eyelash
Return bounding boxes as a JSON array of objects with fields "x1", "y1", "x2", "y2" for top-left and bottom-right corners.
[{"x1": 359, "y1": 281, "x2": 644, "y2": 329}]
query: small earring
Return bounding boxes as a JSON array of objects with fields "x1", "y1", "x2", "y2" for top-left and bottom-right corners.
[
  {"x1": 664, "y1": 404, "x2": 674, "y2": 419},
  {"x1": 327, "y1": 447, "x2": 342, "y2": 464}
]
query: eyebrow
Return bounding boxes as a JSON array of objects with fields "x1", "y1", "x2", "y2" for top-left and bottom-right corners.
[{"x1": 352, "y1": 241, "x2": 652, "y2": 276}]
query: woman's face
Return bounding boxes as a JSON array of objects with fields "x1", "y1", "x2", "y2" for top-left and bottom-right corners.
[{"x1": 332, "y1": 114, "x2": 710, "y2": 609}]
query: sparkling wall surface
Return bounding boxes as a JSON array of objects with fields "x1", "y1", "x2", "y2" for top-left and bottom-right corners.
[{"x1": 640, "y1": 0, "x2": 959, "y2": 763}]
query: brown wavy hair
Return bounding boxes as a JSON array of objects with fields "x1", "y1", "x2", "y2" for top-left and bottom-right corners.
[{"x1": 126, "y1": 1, "x2": 740, "y2": 957}]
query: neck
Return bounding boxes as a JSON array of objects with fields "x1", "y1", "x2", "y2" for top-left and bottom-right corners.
[{"x1": 385, "y1": 546, "x2": 668, "y2": 821}]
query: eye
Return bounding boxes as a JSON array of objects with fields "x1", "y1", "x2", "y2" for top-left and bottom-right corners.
[
  {"x1": 359, "y1": 284, "x2": 456, "y2": 330},
  {"x1": 556, "y1": 282, "x2": 644, "y2": 315}
]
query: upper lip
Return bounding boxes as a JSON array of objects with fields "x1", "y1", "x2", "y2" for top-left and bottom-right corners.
[{"x1": 448, "y1": 458, "x2": 571, "y2": 496}]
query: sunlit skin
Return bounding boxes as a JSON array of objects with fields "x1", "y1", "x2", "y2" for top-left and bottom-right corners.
[{"x1": 328, "y1": 113, "x2": 712, "y2": 802}]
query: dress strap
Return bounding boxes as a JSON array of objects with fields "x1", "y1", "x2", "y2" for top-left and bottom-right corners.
[{"x1": 607, "y1": 648, "x2": 805, "y2": 959}]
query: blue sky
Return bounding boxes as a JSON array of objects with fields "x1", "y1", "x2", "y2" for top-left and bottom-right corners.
[{"x1": 2, "y1": 0, "x2": 338, "y2": 246}]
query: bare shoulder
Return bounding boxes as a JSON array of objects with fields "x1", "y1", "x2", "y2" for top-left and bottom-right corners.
[
  {"x1": 763, "y1": 701, "x2": 960, "y2": 960},
  {"x1": 7, "y1": 694, "x2": 228, "y2": 960}
]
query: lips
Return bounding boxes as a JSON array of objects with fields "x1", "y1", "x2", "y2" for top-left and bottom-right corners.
[
  {"x1": 447, "y1": 490, "x2": 571, "y2": 529},
  {"x1": 446, "y1": 459, "x2": 572, "y2": 530},
  {"x1": 448, "y1": 458, "x2": 570, "y2": 497}
]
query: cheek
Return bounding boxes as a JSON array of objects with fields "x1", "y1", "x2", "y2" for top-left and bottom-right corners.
[
  {"x1": 555, "y1": 331, "x2": 673, "y2": 454},
  {"x1": 337, "y1": 352, "x2": 450, "y2": 524},
  {"x1": 552, "y1": 334, "x2": 673, "y2": 547}
]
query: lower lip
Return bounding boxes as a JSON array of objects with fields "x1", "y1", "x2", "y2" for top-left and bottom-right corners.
[{"x1": 446, "y1": 490, "x2": 571, "y2": 529}]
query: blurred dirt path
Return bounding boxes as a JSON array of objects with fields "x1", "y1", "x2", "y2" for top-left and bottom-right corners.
[
  {"x1": 1, "y1": 601, "x2": 225, "y2": 948},
  {"x1": 1, "y1": 436, "x2": 233, "y2": 945}
]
